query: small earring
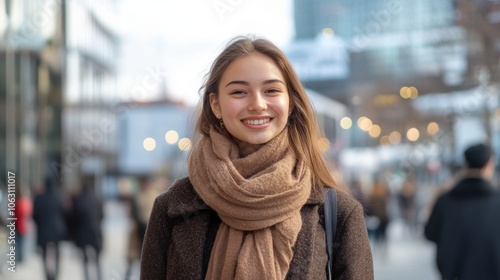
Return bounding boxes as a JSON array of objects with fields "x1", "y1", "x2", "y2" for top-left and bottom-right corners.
[
  {"x1": 219, "y1": 119, "x2": 225, "y2": 129},
  {"x1": 216, "y1": 114, "x2": 220, "y2": 119}
]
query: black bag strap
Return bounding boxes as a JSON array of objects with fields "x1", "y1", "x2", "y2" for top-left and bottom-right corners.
[{"x1": 324, "y1": 188, "x2": 338, "y2": 280}]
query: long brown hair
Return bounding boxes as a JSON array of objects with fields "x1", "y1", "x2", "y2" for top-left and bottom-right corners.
[{"x1": 196, "y1": 35, "x2": 339, "y2": 189}]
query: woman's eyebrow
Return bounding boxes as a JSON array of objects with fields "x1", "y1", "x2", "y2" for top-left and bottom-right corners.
[
  {"x1": 262, "y1": 79, "x2": 285, "y2": 85},
  {"x1": 225, "y1": 79, "x2": 285, "y2": 88},
  {"x1": 225, "y1": 80, "x2": 249, "y2": 87}
]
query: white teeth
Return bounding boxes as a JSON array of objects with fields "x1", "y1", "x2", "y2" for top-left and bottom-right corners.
[{"x1": 244, "y1": 118, "x2": 270, "y2": 125}]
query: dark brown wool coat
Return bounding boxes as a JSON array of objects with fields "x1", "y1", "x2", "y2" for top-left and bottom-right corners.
[{"x1": 140, "y1": 178, "x2": 374, "y2": 280}]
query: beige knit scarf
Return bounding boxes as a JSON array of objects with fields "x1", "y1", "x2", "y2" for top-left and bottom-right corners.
[{"x1": 188, "y1": 128, "x2": 312, "y2": 280}]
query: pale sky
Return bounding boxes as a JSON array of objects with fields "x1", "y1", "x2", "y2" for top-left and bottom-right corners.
[{"x1": 118, "y1": 0, "x2": 294, "y2": 105}]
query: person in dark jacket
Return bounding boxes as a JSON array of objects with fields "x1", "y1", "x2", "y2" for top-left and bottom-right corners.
[
  {"x1": 140, "y1": 36, "x2": 374, "y2": 280},
  {"x1": 425, "y1": 143, "x2": 500, "y2": 280},
  {"x1": 33, "y1": 177, "x2": 68, "y2": 280},
  {"x1": 70, "y1": 175, "x2": 104, "y2": 280}
]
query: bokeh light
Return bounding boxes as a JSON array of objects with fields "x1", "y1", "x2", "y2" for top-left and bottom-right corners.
[
  {"x1": 400, "y1": 86, "x2": 419, "y2": 99},
  {"x1": 427, "y1": 122, "x2": 440, "y2": 136},
  {"x1": 369, "y1": 124, "x2": 381, "y2": 138},
  {"x1": 340, "y1": 117, "x2": 353, "y2": 129},
  {"x1": 357, "y1": 116, "x2": 373, "y2": 131},
  {"x1": 322, "y1": 27, "x2": 334, "y2": 37},
  {"x1": 165, "y1": 130, "x2": 179, "y2": 144},
  {"x1": 380, "y1": 135, "x2": 390, "y2": 145},
  {"x1": 407, "y1": 128, "x2": 420, "y2": 142},
  {"x1": 178, "y1": 137, "x2": 192, "y2": 151},
  {"x1": 400, "y1": 87, "x2": 411, "y2": 99},
  {"x1": 143, "y1": 137, "x2": 156, "y2": 151},
  {"x1": 409, "y1": 86, "x2": 419, "y2": 99},
  {"x1": 389, "y1": 131, "x2": 401, "y2": 144}
]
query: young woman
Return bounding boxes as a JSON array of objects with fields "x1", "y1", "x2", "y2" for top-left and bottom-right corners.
[{"x1": 140, "y1": 36, "x2": 373, "y2": 280}]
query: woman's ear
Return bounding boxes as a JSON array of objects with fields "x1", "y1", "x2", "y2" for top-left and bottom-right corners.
[{"x1": 209, "y1": 93, "x2": 221, "y2": 118}]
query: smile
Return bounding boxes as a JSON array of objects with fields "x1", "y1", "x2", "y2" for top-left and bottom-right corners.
[{"x1": 243, "y1": 118, "x2": 271, "y2": 125}]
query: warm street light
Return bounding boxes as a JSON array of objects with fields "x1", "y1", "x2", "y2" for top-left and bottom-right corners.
[
  {"x1": 358, "y1": 116, "x2": 372, "y2": 131},
  {"x1": 340, "y1": 117, "x2": 353, "y2": 129},
  {"x1": 165, "y1": 130, "x2": 179, "y2": 144},
  {"x1": 407, "y1": 128, "x2": 420, "y2": 142},
  {"x1": 427, "y1": 122, "x2": 440, "y2": 136},
  {"x1": 389, "y1": 131, "x2": 401, "y2": 144},
  {"x1": 178, "y1": 138, "x2": 192, "y2": 151},
  {"x1": 143, "y1": 137, "x2": 156, "y2": 151},
  {"x1": 369, "y1": 124, "x2": 381, "y2": 138}
]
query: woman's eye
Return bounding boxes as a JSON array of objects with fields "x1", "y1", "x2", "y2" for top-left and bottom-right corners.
[
  {"x1": 231, "y1": 90, "x2": 245, "y2": 95},
  {"x1": 266, "y1": 89, "x2": 281, "y2": 94}
]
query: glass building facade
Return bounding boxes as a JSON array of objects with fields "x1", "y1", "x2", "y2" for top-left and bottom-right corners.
[
  {"x1": 0, "y1": 0, "x2": 120, "y2": 190},
  {"x1": 292, "y1": 0, "x2": 499, "y2": 161},
  {"x1": 294, "y1": 0, "x2": 455, "y2": 40}
]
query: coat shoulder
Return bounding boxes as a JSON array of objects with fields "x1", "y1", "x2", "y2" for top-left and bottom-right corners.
[
  {"x1": 163, "y1": 177, "x2": 195, "y2": 201},
  {"x1": 336, "y1": 190, "x2": 364, "y2": 216},
  {"x1": 159, "y1": 177, "x2": 211, "y2": 218}
]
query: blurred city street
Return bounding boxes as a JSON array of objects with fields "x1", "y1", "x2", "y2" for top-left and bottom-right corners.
[
  {"x1": 1, "y1": 1, "x2": 500, "y2": 279},
  {"x1": 6, "y1": 200, "x2": 134, "y2": 280},
  {"x1": 3, "y1": 200, "x2": 440, "y2": 280}
]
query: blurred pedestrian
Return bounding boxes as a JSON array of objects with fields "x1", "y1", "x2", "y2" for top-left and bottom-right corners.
[
  {"x1": 125, "y1": 176, "x2": 163, "y2": 280},
  {"x1": 425, "y1": 143, "x2": 500, "y2": 280},
  {"x1": 350, "y1": 177, "x2": 368, "y2": 211},
  {"x1": 398, "y1": 174, "x2": 417, "y2": 234},
  {"x1": 367, "y1": 179, "x2": 391, "y2": 257},
  {"x1": 33, "y1": 177, "x2": 68, "y2": 280},
  {"x1": 70, "y1": 175, "x2": 104, "y2": 280},
  {"x1": 14, "y1": 186, "x2": 32, "y2": 264},
  {"x1": 140, "y1": 36, "x2": 373, "y2": 279}
]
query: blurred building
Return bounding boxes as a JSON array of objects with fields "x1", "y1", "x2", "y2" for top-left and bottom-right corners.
[
  {"x1": 116, "y1": 101, "x2": 195, "y2": 183},
  {"x1": 0, "y1": 0, "x2": 120, "y2": 190},
  {"x1": 456, "y1": 0, "x2": 500, "y2": 84},
  {"x1": 293, "y1": 0, "x2": 464, "y2": 97},
  {"x1": 294, "y1": 0, "x2": 454, "y2": 40},
  {"x1": 291, "y1": 0, "x2": 500, "y2": 165},
  {"x1": 62, "y1": 0, "x2": 120, "y2": 189},
  {"x1": 284, "y1": 32, "x2": 350, "y2": 98}
]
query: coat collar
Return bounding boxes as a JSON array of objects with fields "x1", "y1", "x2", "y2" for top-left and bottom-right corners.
[
  {"x1": 449, "y1": 177, "x2": 495, "y2": 198},
  {"x1": 167, "y1": 177, "x2": 325, "y2": 219}
]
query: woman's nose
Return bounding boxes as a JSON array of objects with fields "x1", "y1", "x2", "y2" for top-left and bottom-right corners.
[{"x1": 247, "y1": 93, "x2": 267, "y2": 111}]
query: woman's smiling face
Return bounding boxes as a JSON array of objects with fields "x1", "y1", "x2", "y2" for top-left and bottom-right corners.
[{"x1": 210, "y1": 53, "x2": 292, "y2": 146}]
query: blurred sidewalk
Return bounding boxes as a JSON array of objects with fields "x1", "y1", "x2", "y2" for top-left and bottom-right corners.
[
  {"x1": 373, "y1": 219, "x2": 440, "y2": 280},
  {"x1": 5, "y1": 200, "x2": 136, "y2": 280}
]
